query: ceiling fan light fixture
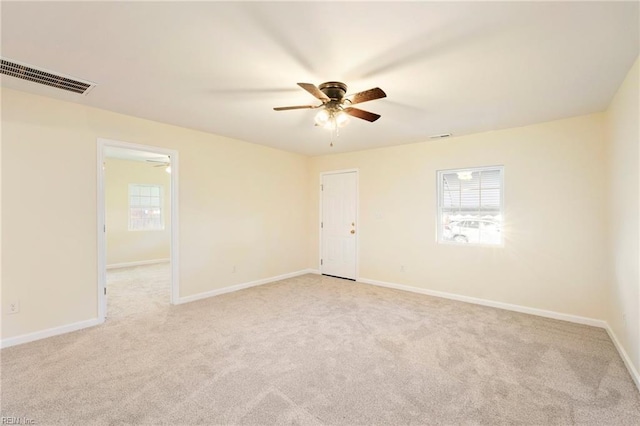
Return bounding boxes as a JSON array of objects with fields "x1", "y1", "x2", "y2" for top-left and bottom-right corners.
[
  {"x1": 315, "y1": 108, "x2": 350, "y2": 130},
  {"x1": 335, "y1": 110, "x2": 349, "y2": 128},
  {"x1": 314, "y1": 109, "x2": 331, "y2": 127}
]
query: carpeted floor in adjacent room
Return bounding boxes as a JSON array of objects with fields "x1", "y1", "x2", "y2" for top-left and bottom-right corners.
[{"x1": 1, "y1": 264, "x2": 639, "y2": 425}]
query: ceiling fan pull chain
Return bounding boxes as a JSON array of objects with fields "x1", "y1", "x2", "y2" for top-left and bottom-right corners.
[{"x1": 330, "y1": 123, "x2": 341, "y2": 147}]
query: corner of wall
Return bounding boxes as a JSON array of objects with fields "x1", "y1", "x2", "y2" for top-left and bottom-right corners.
[{"x1": 603, "y1": 55, "x2": 640, "y2": 378}]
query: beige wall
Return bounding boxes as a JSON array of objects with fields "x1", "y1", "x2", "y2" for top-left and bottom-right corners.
[
  {"x1": 105, "y1": 158, "x2": 171, "y2": 266},
  {"x1": 1, "y1": 88, "x2": 309, "y2": 339},
  {"x1": 309, "y1": 113, "x2": 609, "y2": 320},
  {"x1": 605, "y1": 57, "x2": 639, "y2": 375},
  {"x1": 1, "y1": 59, "x2": 637, "y2": 361}
]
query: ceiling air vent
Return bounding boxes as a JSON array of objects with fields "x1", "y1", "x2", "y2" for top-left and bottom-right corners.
[
  {"x1": 429, "y1": 133, "x2": 452, "y2": 139},
  {"x1": 0, "y1": 58, "x2": 95, "y2": 95}
]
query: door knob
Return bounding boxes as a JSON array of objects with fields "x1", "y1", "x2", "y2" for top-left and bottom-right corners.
[{"x1": 350, "y1": 230, "x2": 355, "y2": 234}]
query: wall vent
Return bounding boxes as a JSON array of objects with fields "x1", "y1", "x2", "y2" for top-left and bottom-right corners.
[{"x1": 0, "y1": 58, "x2": 95, "y2": 95}]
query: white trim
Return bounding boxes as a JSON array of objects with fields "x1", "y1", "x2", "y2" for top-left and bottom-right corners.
[
  {"x1": 605, "y1": 325, "x2": 640, "y2": 391},
  {"x1": 1, "y1": 318, "x2": 103, "y2": 349},
  {"x1": 358, "y1": 277, "x2": 607, "y2": 328},
  {"x1": 106, "y1": 258, "x2": 170, "y2": 270},
  {"x1": 170, "y1": 150, "x2": 180, "y2": 304},
  {"x1": 359, "y1": 276, "x2": 640, "y2": 391},
  {"x1": 97, "y1": 138, "x2": 180, "y2": 321},
  {"x1": 0, "y1": 269, "x2": 316, "y2": 349},
  {"x1": 176, "y1": 269, "x2": 314, "y2": 305},
  {"x1": 319, "y1": 169, "x2": 359, "y2": 280},
  {"x1": 97, "y1": 144, "x2": 107, "y2": 320},
  {"x1": 3, "y1": 271, "x2": 638, "y2": 392}
]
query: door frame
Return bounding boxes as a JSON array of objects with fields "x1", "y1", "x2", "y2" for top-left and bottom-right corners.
[
  {"x1": 319, "y1": 169, "x2": 359, "y2": 280},
  {"x1": 96, "y1": 138, "x2": 180, "y2": 321}
]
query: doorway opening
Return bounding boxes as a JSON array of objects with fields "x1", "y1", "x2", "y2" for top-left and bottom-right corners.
[{"x1": 97, "y1": 139, "x2": 179, "y2": 321}]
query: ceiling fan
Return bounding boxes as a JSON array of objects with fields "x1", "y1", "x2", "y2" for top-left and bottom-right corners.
[
  {"x1": 146, "y1": 159, "x2": 169, "y2": 167},
  {"x1": 146, "y1": 158, "x2": 171, "y2": 173},
  {"x1": 274, "y1": 82, "x2": 386, "y2": 128}
]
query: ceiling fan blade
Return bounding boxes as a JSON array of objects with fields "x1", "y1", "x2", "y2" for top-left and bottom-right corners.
[
  {"x1": 273, "y1": 105, "x2": 316, "y2": 111},
  {"x1": 297, "y1": 83, "x2": 330, "y2": 102},
  {"x1": 346, "y1": 87, "x2": 386, "y2": 105},
  {"x1": 344, "y1": 107, "x2": 381, "y2": 122}
]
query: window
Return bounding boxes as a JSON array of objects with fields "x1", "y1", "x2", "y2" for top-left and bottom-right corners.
[
  {"x1": 129, "y1": 184, "x2": 163, "y2": 231},
  {"x1": 438, "y1": 166, "x2": 503, "y2": 245}
]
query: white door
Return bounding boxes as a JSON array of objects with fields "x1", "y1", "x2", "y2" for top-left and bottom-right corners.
[{"x1": 321, "y1": 171, "x2": 357, "y2": 280}]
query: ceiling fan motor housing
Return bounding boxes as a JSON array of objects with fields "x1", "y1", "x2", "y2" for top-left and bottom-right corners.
[{"x1": 319, "y1": 81, "x2": 347, "y2": 101}]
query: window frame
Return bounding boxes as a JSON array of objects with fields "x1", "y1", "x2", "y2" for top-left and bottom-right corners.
[
  {"x1": 436, "y1": 165, "x2": 504, "y2": 247},
  {"x1": 128, "y1": 183, "x2": 165, "y2": 231}
]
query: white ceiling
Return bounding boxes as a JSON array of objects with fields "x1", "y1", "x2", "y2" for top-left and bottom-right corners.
[{"x1": 1, "y1": 2, "x2": 638, "y2": 156}]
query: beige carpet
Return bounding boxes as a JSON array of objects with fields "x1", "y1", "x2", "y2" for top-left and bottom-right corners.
[
  {"x1": 105, "y1": 262, "x2": 171, "y2": 319},
  {"x1": 1, "y1": 266, "x2": 639, "y2": 425}
]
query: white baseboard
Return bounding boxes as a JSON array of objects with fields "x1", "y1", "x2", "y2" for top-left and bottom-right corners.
[
  {"x1": 358, "y1": 277, "x2": 607, "y2": 328},
  {"x1": 1, "y1": 317, "x2": 103, "y2": 349},
  {"x1": 605, "y1": 325, "x2": 640, "y2": 391},
  {"x1": 358, "y1": 277, "x2": 640, "y2": 391},
  {"x1": 4, "y1": 271, "x2": 637, "y2": 393},
  {"x1": 0, "y1": 269, "x2": 315, "y2": 349},
  {"x1": 106, "y1": 258, "x2": 170, "y2": 269},
  {"x1": 176, "y1": 269, "x2": 316, "y2": 305}
]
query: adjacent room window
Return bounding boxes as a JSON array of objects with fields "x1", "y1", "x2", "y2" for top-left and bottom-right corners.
[
  {"x1": 437, "y1": 166, "x2": 504, "y2": 245},
  {"x1": 129, "y1": 184, "x2": 163, "y2": 231}
]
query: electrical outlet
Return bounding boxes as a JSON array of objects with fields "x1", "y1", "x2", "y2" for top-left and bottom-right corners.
[
  {"x1": 7, "y1": 300, "x2": 20, "y2": 315},
  {"x1": 232, "y1": 265, "x2": 237, "y2": 273},
  {"x1": 400, "y1": 265, "x2": 406, "y2": 272}
]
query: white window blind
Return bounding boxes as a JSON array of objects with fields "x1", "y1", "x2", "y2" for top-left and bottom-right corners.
[{"x1": 437, "y1": 166, "x2": 504, "y2": 245}]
